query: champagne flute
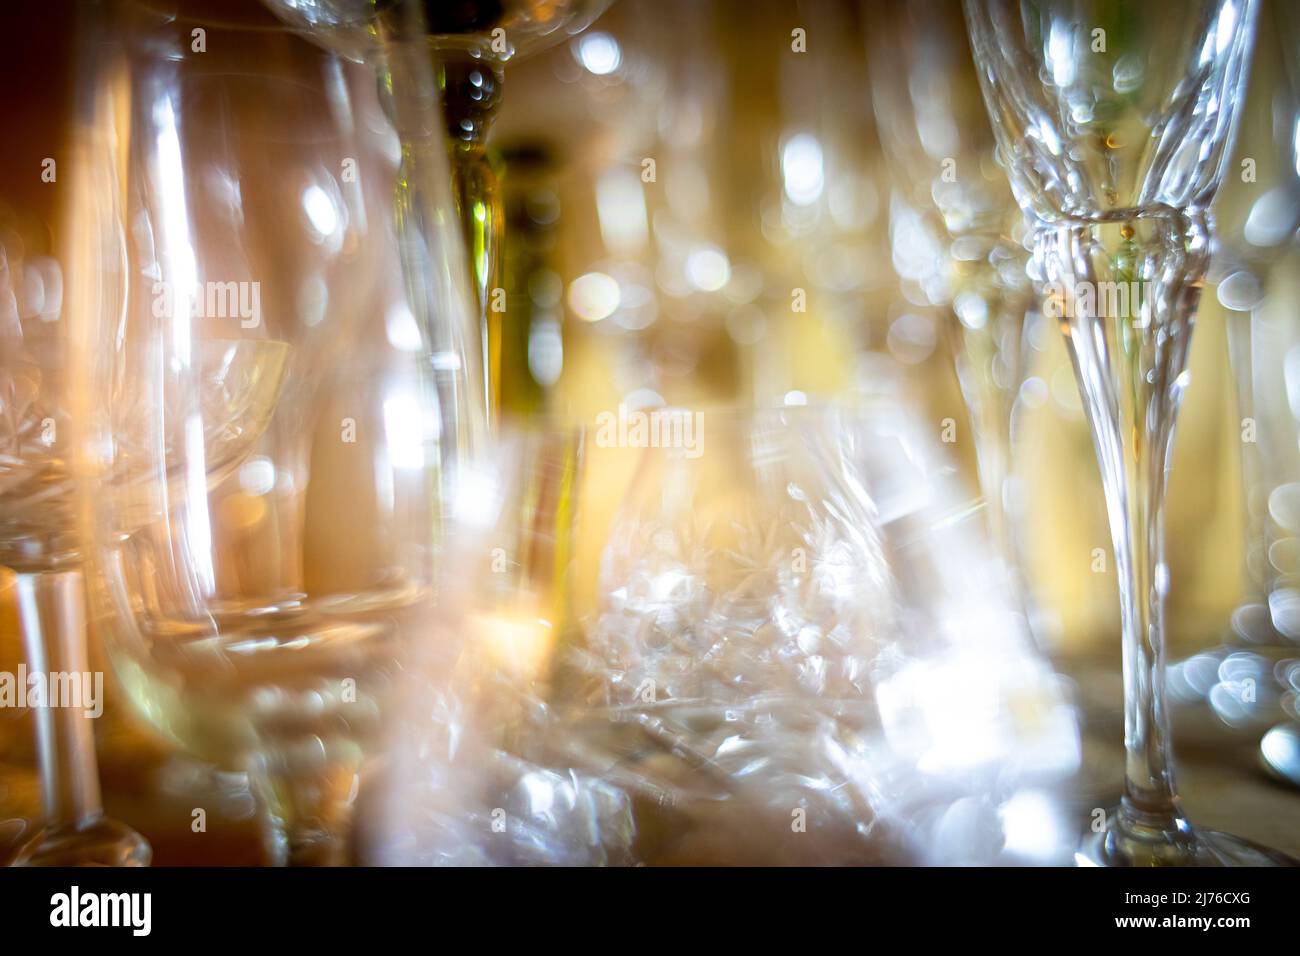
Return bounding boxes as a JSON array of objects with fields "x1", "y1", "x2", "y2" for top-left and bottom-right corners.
[
  {"x1": 1192, "y1": 0, "x2": 1300, "y2": 777},
  {"x1": 965, "y1": 0, "x2": 1291, "y2": 864},
  {"x1": 866, "y1": 0, "x2": 1038, "y2": 635},
  {"x1": 1159, "y1": 0, "x2": 1300, "y2": 741},
  {"x1": 84, "y1": 0, "x2": 474, "y2": 865},
  {"x1": 1214, "y1": 0, "x2": 1300, "y2": 648}
]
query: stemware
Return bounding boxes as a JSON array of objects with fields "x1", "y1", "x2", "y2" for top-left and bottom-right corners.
[
  {"x1": 1218, "y1": 0, "x2": 1300, "y2": 639},
  {"x1": 965, "y1": 0, "x2": 1288, "y2": 864},
  {"x1": 81, "y1": 0, "x2": 475, "y2": 865},
  {"x1": 376, "y1": 405, "x2": 1080, "y2": 866},
  {"x1": 1219, "y1": 0, "x2": 1300, "y2": 644},
  {"x1": 0, "y1": 1, "x2": 149, "y2": 866},
  {"x1": 1189, "y1": 0, "x2": 1300, "y2": 777},
  {"x1": 866, "y1": 0, "x2": 1039, "y2": 636},
  {"x1": 1161, "y1": 0, "x2": 1300, "y2": 750},
  {"x1": 261, "y1": 0, "x2": 613, "y2": 423}
]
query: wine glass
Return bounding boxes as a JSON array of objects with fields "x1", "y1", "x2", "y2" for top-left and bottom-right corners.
[
  {"x1": 1172, "y1": 0, "x2": 1300, "y2": 777},
  {"x1": 375, "y1": 404, "x2": 1081, "y2": 866},
  {"x1": 965, "y1": 0, "x2": 1290, "y2": 864},
  {"x1": 1162, "y1": 0, "x2": 1300, "y2": 700},
  {"x1": 0, "y1": 1, "x2": 150, "y2": 866},
  {"x1": 866, "y1": 0, "x2": 1039, "y2": 637},
  {"x1": 260, "y1": 0, "x2": 614, "y2": 424},
  {"x1": 82, "y1": 0, "x2": 475, "y2": 865},
  {"x1": 1211, "y1": 0, "x2": 1300, "y2": 648}
]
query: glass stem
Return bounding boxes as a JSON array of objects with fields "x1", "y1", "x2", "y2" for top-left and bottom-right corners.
[
  {"x1": 1037, "y1": 212, "x2": 1207, "y2": 863},
  {"x1": 450, "y1": 140, "x2": 504, "y2": 421},
  {"x1": 15, "y1": 569, "x2": 103, "y2": 833},
  {"x1": 250, "y1": 754, "x2": 360, "y2": 867},
  {"x1": 1224, "y1": 294, "x2": 1272, "y2": 617},
  {"x1": 1108, "y1": 371, "x2": 1184, "y2": 838},
  {"x1": 947, "y1": 302, "x2": 1030, "y2": 622},
  {"x1": 372, "y1": 14, "x2": 489, "y2": 475},
  {"x1": 439, "y1": 50, "x2": 505, "y2": 427}
]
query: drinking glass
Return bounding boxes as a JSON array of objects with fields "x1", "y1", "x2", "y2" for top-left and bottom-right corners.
[
  {"x1": 375, "y1": 405, "x2": 1081, "y2": 866},
  {"x1": 262, "y1": 0, "x2": 614, "y2": 422},
  {"x1": 1174, "y1": 0, "x2": 1300, "y2": 780},
  {"x1": 965, "y1": 0, "x2": 1291, "y2": 864},
  {"x1": 82, "y1": 0, "x2": 476, "y2": 865},
  {"x1": 1160, "y1": 0, "x2": 1300, "y2": 736},
  {"x1": 0, "y1": 1, "x2": 149, "y2": 866},
  {"x1": 1215, "y1": 0, "x2": 1300, "y2": 645},
  {"x1": 866, "y1": 0, "x2": 1038, "y2": 634}
]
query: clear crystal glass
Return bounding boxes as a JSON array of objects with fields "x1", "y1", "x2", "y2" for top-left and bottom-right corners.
[
  {"x1": 867, "y1": 0, "x2": 1038, "y2": 636},
  {"x1": 0, "y1": 2, "x2": 149, "y2": 867},
  {"x1": 79, "y1": 0, "x2": 476, "y2": 865},
  {"x1": 374, "y1": 405, "x2": 1082, "y2": 866},
  {"x1": 1167, "y1": 0, "x2": 1300, "y2": 780},
  {"x1": 967, "y1": 0, "x2": 1294, "y2": 864},
  {"x1": 260, "y1": 0, "x2": 612, "y2": 422}
]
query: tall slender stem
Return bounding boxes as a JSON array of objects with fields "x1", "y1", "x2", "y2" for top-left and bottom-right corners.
[
  {"x1": 1224, "y1": 293, "x2": 1284, "y2": 641},
  {"x1": 17, "y1": 570, "x2": 101, "y2": 832},
  {"x1": 1225, "y1": 303, "x2": 1262, "y2": 589},
  {"x1": 1036, "y1": 209, "x2": 1208, "y2": 864},
  {"x1": 374, "y1": 13, "x2": 490, "y2": 483},
  {"x1": 945, "y1": 253, "x2": 1036, "y2": 631},
  {"x1": 14, "y1": 568, "x2": 150, "y2": 866},
  {"x1": 439, "y1": 49, "x2": 505, "y2": 427}
]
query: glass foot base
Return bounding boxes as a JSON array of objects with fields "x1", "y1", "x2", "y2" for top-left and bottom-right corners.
[
  {"x1": 1077, "y1": 826, "x2": 1297, "y2": 867},
  {"x1": 13, "y1": 817, "x2": 151, "y2": 867}
]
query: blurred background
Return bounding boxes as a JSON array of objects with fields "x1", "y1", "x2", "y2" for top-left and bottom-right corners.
[
  {"x1": 483, "y1": 0, "x2": 1248, "y2": 660},
  {"x1": 1, "y1": 0, "x2": 1297, "y2": 863}
]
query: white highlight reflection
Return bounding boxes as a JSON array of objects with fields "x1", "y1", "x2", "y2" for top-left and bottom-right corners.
[
  {"x1": 781, "y1": 133, "x2": 824, "y2": 206},
  {"x1": 596, "y1": 169, "x2": 648, "y2": 256},
  {"x1": 685, "y1": 245, "x2": 730, "y2": 292},
  {"x1": 383, "y1": 388, "x2": 425, "y2": 471},
  {"x1": 302, "y1": 184, "x2": 340, "y2": 239},
  {"x1": 577, "y1": 32, "x2": 621, "y2": 76},
  {"x1": 568, "y1": 272, "x2": 621, "y2": 322},
  {"x1": 154, "y1": 96, "x2": 197, "y2": 365}
]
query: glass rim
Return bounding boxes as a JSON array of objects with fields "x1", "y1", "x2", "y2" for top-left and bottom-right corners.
[{"x1": 123, "y1": 0, "x2": 320, "y2": 34}]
